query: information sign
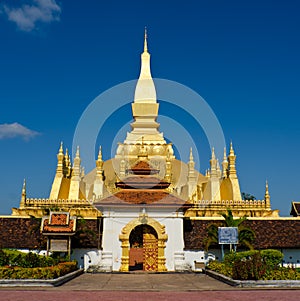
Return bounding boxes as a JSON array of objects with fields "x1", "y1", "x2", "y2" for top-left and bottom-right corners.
[{"x1": 218, "y1": 227, "x2": 238, "y2": 244}]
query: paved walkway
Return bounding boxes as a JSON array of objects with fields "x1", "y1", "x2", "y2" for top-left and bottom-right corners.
[
  {"x1": 57, "y1": 272, "x2": 232, "y2": 291},
  {"x1": 0, "y1": 273, "x2": 299, "y2": 301}
]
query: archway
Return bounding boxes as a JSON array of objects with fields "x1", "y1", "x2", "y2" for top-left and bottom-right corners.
[
  {"x1": 119, "y1": 216, "x2": 168, "y2": 272},
  {"x1": 129, "y1": 224, "x2": 158, "y2": 271}
]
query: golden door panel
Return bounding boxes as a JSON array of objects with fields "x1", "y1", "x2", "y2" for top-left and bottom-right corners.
[{"x1": 143, "y1": 234, "x2": 158, "y2": 271}]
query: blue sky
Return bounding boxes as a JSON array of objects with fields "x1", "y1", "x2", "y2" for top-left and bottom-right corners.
[{"x1": 0, "y1": 0, "x2": 299, "y2": 216}]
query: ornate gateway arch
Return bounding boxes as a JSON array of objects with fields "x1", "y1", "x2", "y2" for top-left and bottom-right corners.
[{"x1": 119, "y1": 215, "x2": 168, "y2": 272}]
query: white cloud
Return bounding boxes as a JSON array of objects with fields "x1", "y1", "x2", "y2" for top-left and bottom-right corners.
[
  {"x1": 2, "y1": 0, "x2": 61, "y2": 32},
  {"x1": 0, "y1": 123, "x2": 40, "y2": 140}
]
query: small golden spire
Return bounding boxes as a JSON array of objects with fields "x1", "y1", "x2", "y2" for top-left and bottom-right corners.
[
  {"x1": 58, "y1": 141, "x2": 64, "y2": 160},
  {"x1": 65, "y1": 148, "x2": 70, "y2": 165},
  {"x1": 72, "y1": 146, "x2": 81, "y2": 177},
  {"x1": 98, "y1": 146, "x2": 103, "y2": 161},
  {"x1": 22, "y1": 179, "x2": 26, "y2": 195},
  {"x1": 265, "y1": 180, "x2": 269, "y2": 195},
  {"x1": 63, "y1": 148, "x2": 70, "y2": 176},
  {"x1": 223, "y1": 147, "x2": 227, "y2": 162},
  {"x1": 228, "y1": 141, "x2": 237, "y2": 178},
  {"x1": 222, "y1": 147, "x2": 228, "y2": 178},
  {"x1": 56, "y1": 141, "x2": 64, "y2": 175},
  {"x1": 229, "y1": 141, "x2": 235, "y2": 155},
  {"x1": 189, "y1": 147, "x2": 194, "y2": 162},
  {"x1": 75, "y1": 146, "x2": 80, "y2": 158},
  {"x1": 20, "y1": 179, "x2": 26, "y2": 208},
  {"x1": 59, "y1": 141, "x2": 63, "y2": 154},
  {"x1": 265, "y1": 180, "x2": 271, "y2": 209},
  {"x1": 144, "y1": 27, "x2": 148, "y2": 52},
  {"x1": 211, "y1": 147, "x2": 216, "y2": 160},
  {"x1": 210, "y1": 146, "x2": 218, "y2": 177},
  {"x1": 96, "y1": 146, "x2": 104, "y2": 176}
]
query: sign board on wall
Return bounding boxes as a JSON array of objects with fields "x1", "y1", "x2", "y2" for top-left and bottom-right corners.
[
  {"x1": 50, "y1": 239, "x2": 69, "y2": 252},
  {"x1": 218, "y1": 227, "x2": 238, "y2": 244}
]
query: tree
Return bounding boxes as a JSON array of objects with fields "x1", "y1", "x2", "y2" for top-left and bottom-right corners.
[
  {"x1": 72, "y1": 216, "x2": 98, "y2": 249},
  {"x1": 241, "y1": 192, "x2": 256, "y2": 201},
  {"x1": 204, "y1": 209, "x2": 255, "y2": 251}
]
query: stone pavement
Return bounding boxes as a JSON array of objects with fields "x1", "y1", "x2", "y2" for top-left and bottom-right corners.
[
  {"x1": 57, "y1": 272, "x2": 232, "y2": 291},
  {"x1": 0, "y1": 273, "x2": 299, "y2": 301}
]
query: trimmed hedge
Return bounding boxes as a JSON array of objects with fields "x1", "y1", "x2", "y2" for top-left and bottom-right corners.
[
  {"x1": 261, "y1": 267, "x2": 300, "y2": 280},
  {"x1": 0, "y1": 250, "x2": 78, "y2": 279},
  {"x1": 206, "y1": 261, "x2": 231, "y2": 277},
  {"x1": 0, "y1": 262, "x2": 78, "y2": 279},
  {"x1": 224, "y1": 249, "x2": 283, "y2": 269},
  {"x1": 0, "y1": 249, "x2": 58, "y2": 268},
  {"x1": 207, "y1": 249, "x2": 300, "y2": 280}
]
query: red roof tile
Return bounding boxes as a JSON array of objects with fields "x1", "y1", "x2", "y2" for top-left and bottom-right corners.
[
  {"x1": 97, "y1": 189, "x2": 188, "y2": 207},
  {"x1": 116, "y1": 176, "x2": 170, "y2": 189},
  {"x1": 128, "y1": 161, "x2": 159, "y2": 175}
]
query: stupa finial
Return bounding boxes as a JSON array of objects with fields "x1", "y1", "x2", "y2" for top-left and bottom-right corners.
[
  {"x1": 230, "y1": 141, "x2": 235, "y2": 155},
  {"x1": 59, "y1": 141, "x2": 64, "y2": 155},
  {"x1": 211, "y1": 147, "x2": 216, "y2": 160},
  {"x1": 144, "y1": 26, "x2": 148, "y2": 52},
  {"x1": 265, "y1": 180, "x2": 271, "y2": 209},
  {"x1": 189, "y1": 147, "x2": 194, "y2": 162},
  {"x1": 22, "y1": 179, "x2": 26, "y2": 194},
  {"x1": 98, "y1": 146, "x2": 103, "y2": 161}
]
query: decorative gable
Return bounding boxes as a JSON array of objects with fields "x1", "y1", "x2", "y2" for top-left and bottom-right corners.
[{"x1": 41, "y1": 212, "x2": 76, "y2": 234}]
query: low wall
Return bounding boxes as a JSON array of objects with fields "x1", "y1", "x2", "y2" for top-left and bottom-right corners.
[{"x1": 206, "y1": 269, "x2": 300, "y2": 288}]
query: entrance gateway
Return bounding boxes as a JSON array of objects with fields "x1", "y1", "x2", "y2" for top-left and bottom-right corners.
[{"x1": 119, "y1": 216, "x2": 168, "y2": 272}]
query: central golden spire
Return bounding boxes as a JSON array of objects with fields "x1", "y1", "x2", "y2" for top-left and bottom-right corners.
[
  {"x1": 128, "y1": 29, "x2": 161, "y2": 140},
  {"x1": 134, "y1": 28, "x2": 156, "y2": 102},
  {"x1": 117, "y1": 29, "x2": 173, "y2": 159}
]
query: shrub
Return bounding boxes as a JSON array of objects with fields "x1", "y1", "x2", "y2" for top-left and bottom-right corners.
[
  {"x1": 261, "y1": 267, "x2": 300, "y2": 280},
  {"x1": 0, "y1": 249, "x2": 78, "y2": 279},
  {"x1": 224, "y1": 250, "x2": 257, "y2": 266},
  {"x1": 0, "y1": 250, "x2": 59, "y2": 268},
  {"x1": 260, "y1": 249, "x2": 283, "y2": 269},
  {"x1": 231, "y1": 252, "x2": 266, "y2": 280},
  {"x1": 224, "y1": 249, "x2": 284, "y2": 280},
  {"x1": 38, "y1": 255, "x2": 57, "y2": 267},
  {"x1": 207, "y1": 261, "x2": 232, "y2": 277},
  {"x1": 21, "y1": 252, "x2": 41, "y2": 268},
  {"x1": 208, "y1": 249, "x2": 296, "y2": 280},
  {"x1": 0, "y1": 250, "x2": 9, "y2": 266},
  {"x1": 0, "y1": 261, "x2": 77, "y2": 279}
]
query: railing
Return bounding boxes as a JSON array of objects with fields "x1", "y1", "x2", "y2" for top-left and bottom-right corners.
[
  {"x1": 25, "y1": 198, "x2": 93, "y2": 207},
  {"x1": 194, "y1": 199, "x2": 267, "y2": 208}
]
